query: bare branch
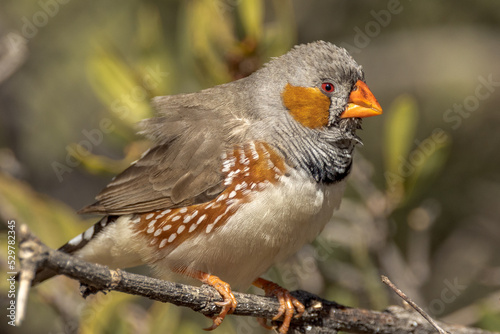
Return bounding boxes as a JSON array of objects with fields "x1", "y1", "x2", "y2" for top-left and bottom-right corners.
[{"x1": 17, "y1": 225, "x2": 499, "y2": 334}]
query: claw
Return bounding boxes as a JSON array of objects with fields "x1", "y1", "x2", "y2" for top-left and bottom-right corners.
[
  {"x1": 256, "y1": 317, "x2": 273, "y2": 330},
  {"x1": 253, "y1": 278, "x2": 305, "y2": 334}
]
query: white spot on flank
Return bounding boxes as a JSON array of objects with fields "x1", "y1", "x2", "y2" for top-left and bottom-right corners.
[
  {"x1": 68, "y1": 234, "x2": 83, "y2": 246},
  {"x1": 145, "y1": 213, "x2": 155, "y2": 220},
  {"x1": 226, "y1": 199, "x2": 237, "y2": 206},
  {"x1": 161, "y1": 209, "x2": 172, "y2": 215},
  {"x1": 259, "y1": 143, "x2": 270, "y2": 157},
  {"x1": 179, "y1": 208, "x2": 188, "y2": 213},
  {"x1": 249, "y1": 142, "x2": 259, "y2": 160},
  {"x1": 229, "y1": 191, "x2": 237, "y2": 199},
  {"x1": 159, "y1": 239, "x2": 167, "y2": 248},
  {"x1": 130, "y1": 216, "x2": 141, "y2": 224},
  {"x1": 213, "y1": 214, "x2": 224, "y2": 225},
  {"x1": 163, "y1": 224, "x2": 172, "y2": 231},
  {"x1": 177, "y1": 225, "x2": 185, "y2": 234},
  {"x1": 206, "y1": 223, "x2": 215, "y2": 234},
  {"x1": 215, "y1": 206, "x2": 231, "y2": 225},
  {"x1": 147, "y1": 226, "x2": 155, "y2": 234},
  {"x1": 217, "y1": 194, "x2": 227, "y2": 202},
  {"x1": 205, "y1": 203, "x2": 214, "y2": 209},
  {"x1": 197, "y1": 214, "x2": 207, "y2": 225},
  {"x1": 148, "y1": 220, "x2": 157, "y2": 227},
  {"x1": 191, "y1": 210, "x2": 198, "y2": 218},
  {"x1": 228, "y1": 170, "x2": 240, "y2": 179},
  {"x1": 156, "y1": 211, "x2": 167, "y2": 219},
  {"x1": 223, "y1": 156, "x2": 236, "y2": 168},
  {"x1": 235, "y1": 183, "x2": 242, "y2": 191},
  {"x1": 154, "y1": 229, "x2": 162, "y2": 237},
  {"x1": 183, "y1": 215, "x2": 192, "y2": 223},
  {"x1": 240, "y1": 153, "x2": 249, "y2": 165},
  {"x1": 83, "y1": 225, "x2": 95, "y2": 241},
  {"x1": 171, "y1": 215, "x2": 181, "y2": 222},
  {"x1": 168, "y1": 234, "x2": 177, "y2": 243}
]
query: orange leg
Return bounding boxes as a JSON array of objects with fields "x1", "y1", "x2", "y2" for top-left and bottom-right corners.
[
  {"x1": 253, "y1": 278, "x2": 305, "y2": 334},
  {"x1": 180, "y1": 269, "x2": 237, "y2": 331}
]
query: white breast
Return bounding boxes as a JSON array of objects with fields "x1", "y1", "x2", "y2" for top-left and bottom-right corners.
[{"x1": 156, "y1": 169, "x2": 347, "y2": 289}]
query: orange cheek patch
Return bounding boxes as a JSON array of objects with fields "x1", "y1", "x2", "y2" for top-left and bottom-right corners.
[{"x1": 282, "y1": 83, "x2": 331, "y2": 128}]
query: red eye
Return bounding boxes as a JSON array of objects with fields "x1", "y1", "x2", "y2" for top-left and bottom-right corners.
[{"x1": 321, "y1": 82, "x2": 335, "y2": 93}]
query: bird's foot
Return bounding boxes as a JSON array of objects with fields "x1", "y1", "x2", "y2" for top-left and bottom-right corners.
[
  {"x1": 253, "y1": 277, "x2": 305, "y2": 334},
  {"x1": 199, "y1": 272, "x2": 237, "y2": 331}
]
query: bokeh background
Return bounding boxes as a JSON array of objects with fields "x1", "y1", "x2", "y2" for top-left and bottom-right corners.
[{"x1": 1, "y1": 1, "x2": 499, "y2": 333}]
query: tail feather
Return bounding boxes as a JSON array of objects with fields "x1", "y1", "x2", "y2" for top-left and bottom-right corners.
[
  {"x1": 59, "y1": 216, "x2": 115, "y2": 254},
  {"x1": 32, "y1": 216, "x2": 117, "y2": 285}
]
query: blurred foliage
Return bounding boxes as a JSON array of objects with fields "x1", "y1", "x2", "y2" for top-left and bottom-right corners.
[
  {"x1": 1, "y1": 0, "x2": 500, "y2": 333},
  {"x1": 0, "y1": 172, "x2": 88, "y2": 248},
  {"x1": 383, "y1": 95, "x2": 451, "y2": 206},
  {"x1": 384, "y1": 95, "x2": 419, "y2": 176}
]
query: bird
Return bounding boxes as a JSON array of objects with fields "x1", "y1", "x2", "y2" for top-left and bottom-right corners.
[{"x1": 35, "y1": 40, "x2": 382, "y2": 333}]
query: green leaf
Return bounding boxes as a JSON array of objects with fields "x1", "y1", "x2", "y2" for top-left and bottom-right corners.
[
  {"x1": 239, "y1": 0, "x2": 263, "y2": 40},
  {"x1": 406, "y1": 130, "x2": 451, "y2": 197},
  {"x1": 478, "y1": 306, "x2": 500, "y2": 332},
  {"x1": 180, "y1": 1, "x2": 235, "y2": 85},
  {"x1": 0, "y1": 172, "x2": 88, "y2": 249},
  {"x1": 86, "y1": 46, "x2": 153, "y2": 127},
  {"x1": 383, "y1": 94, "x2": 419, "y2": 197},
  {"x1": 384, "y1": 94, "x2": 419, "y2": 175},
  {"x1": 264, "y1": 0, "x2": 296, "y2": 55}
]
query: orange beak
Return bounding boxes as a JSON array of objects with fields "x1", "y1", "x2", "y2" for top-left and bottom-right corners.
[{"x1": 340, "y1": 80, "x2": 383, "y2": 118}]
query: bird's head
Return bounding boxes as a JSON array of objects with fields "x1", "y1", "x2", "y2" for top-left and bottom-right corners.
[
  {"x1": 246, "y1": 41, "x2": 383, "y2": 183},
  {"x1": 268, "y1": 41, "x2": 381, "y2": 128}
]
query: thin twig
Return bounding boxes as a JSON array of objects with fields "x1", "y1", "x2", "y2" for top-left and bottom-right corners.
[{"x1": 382, "y1": 275, "x2": 450, "y2": 334}]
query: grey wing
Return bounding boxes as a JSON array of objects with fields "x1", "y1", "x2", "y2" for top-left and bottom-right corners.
[{"x1": 79, "y1": 89, "x2": 248, "y2": 215}]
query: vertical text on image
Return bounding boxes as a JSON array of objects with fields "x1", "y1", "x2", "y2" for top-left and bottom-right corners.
[{"x1": 6, "y1": 219, "x2": 17, "y2": 326}]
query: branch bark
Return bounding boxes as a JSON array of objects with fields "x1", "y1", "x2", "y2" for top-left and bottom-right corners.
[{"x1": 17, "y1": 225, "x2": 498, "y2": 334}]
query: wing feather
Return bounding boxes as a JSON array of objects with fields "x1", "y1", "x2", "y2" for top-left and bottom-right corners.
[{"x1": 79, "y1": 86, "x2": 248, "y2": 215}]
